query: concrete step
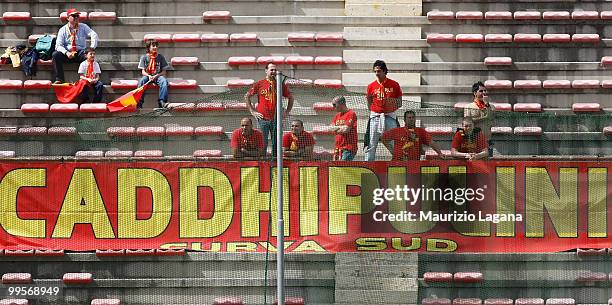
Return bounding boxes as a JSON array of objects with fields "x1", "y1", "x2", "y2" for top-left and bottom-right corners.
[
  {"x1": 335, "y1": 265, "x2": 419, "y2": 278},
  {"x1": 335, "y1": 277, "x2": 418, "y2": 290},
  {"x1": 335, "y1": 289, "x2": 418, "y2": 304}
]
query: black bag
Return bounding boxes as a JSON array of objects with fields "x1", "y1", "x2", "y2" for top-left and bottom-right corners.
[{"x1": 21, "y1": 49, "x2": 39, "y2": 77}]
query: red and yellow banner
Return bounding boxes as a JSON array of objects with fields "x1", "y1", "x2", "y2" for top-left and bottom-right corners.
[{"x1": 0, "y1": 160, "x2": 609, "y2": 252}]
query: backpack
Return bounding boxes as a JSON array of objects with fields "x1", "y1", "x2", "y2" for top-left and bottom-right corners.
[{"x1": 34, "y1": 35, "x2": 56, "y2": 60}]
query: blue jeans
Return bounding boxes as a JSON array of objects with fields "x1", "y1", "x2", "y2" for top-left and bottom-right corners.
[
  {"x1": 258, "y1": 119, "x2": 277, "y2": 157},
  {"x1": 365, "y1": 115, "x2": 399, "y2": 161},
  {"x1": 137, "y1": 75, "x2": 168, "y2": 108},
  {"x1": 341, "y1": 150, "x2": 355, "y2": 161},
  {"x1": 79, "y1": 80, "x2": 104, "y2": 103}
]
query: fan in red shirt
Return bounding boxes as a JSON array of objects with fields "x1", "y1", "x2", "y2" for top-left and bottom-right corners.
[
  {"x1": 381, "y1": 110, "x2": 445, "y2": 160},
  {"x1": 451, "y1": 117, "x2": 489, "y2": 160},
  {"x1": 282, "y1": 119, "x2": 316, "y2": 159},
  {"x1": 230, "y1": 117, "x2": 265, "y2": 159},
  {"x1": 329, "y1": 96, "x2": 358, "y2": 160}
]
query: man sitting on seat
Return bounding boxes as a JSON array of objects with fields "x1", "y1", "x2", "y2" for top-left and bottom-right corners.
[
  {"x1": 381, "y1": 110, "x2": 445, "y2": 160},
  {"x1": 231, "y1": 117, "x2": 265, "y2": 159},
  {"x1": 283, "y1": 119, "x2": 315, "y2": 160},
  {"x1": 451, "y1": 117, "x2": 489, "y2": 160}
]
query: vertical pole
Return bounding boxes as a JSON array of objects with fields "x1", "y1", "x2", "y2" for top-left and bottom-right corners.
[{"x1": 275, "y1": 72, "x2": 285, "y2": 305}]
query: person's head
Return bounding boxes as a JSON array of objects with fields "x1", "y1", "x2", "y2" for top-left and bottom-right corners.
[
  {"x1": 332, "y1": 96, "x2": 348, "y2": 112},
  {"x1": 145, "y1": 39, "x2": 159, "y2": 54},
  {"x1": 66, "y1": 8, "x2": 80, "y2": 25},
  {"x1": 404, "y1": 110, "x2": 416, "y2": 128},
  {"x1": 472, "y1": 81, "x2": 487, "y2": 101},
  {"x1": 240, "y1": 117, "x2": 254, "y2": 134},
  {"x1": 462, "y1": 117, "x2": 475, "y2": 133},
  {"x1": 84, "y1": 48, "x2": 96, "y2": 61},
  {"x1": 265, "y1": 63, "x2": 278, "y2": 80},
  {"x1": 290, "y1": 119, "x2": 304, "y2": 135},
  {"x1": 373, "y1": 60, "x2": 388, "y2": 81}
]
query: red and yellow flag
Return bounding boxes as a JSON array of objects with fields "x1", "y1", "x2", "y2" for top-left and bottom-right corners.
[
  {"x1": 52, "y1": 79, "x2": 88, "y2": 103},
  {"x1": 107, "y1": 85, "x2": 147, "y2": 112}
]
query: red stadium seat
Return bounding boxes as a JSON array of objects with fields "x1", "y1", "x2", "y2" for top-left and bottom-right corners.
[
  {"x1": 490, "y1": 103, "x2": 512, "y2": 111},
  {"x1": 80, "y1": 103, "x2": 108, "y2": 113},
  {"x1": 572, "y1": 34, "x2": 600, "y2": 43},
  {"x1": 288, "y1": 32, "x2": 316, "y2": 42},
  {"x1": 88, "y1": 12, "x2": 116, "y2": 21},
  {"x1": 571, "y1": 11, "x2": 599, "y2": 20},
  {"x1": 484, "y1": 57, "x2": 512, "y2": 65},
  {"x1": 228, "y1": 56, "x2": 257, "y2": 66},
  {"x1": 194, "y1": 126, "x2": 224, "y2": 136},
  {"x1": 0, "y1": 127, "x2": 18, "y2": 136},
  {"x1": 166, "y1": 126, "x2": 194, "y2": 137},
  {"x1": 226, "y1": 79, "x2": 254, "y2": 88},
  {"x1": 48, "y1": 127, "x2": 77, "y2": 136},
  {"x1": 513, "y1": 11, "x2": 541, "y2": 20},
  {"x1": 2, "y1": 273, "x2": 32, "y2": 284},
  {"x1": 169, "y1": 79, "x2": 197, "y2": 89},
  {"x1": 50, "y1": 103, "x2": 79, "y2": 113},
  {"x1": 484, "y1": 299, "x2": 513, "y2": 305},
  {"x1": 514, "y1": 127, "x2": 542, "y2": 135},
  {"x1": 491, "y1": 127, "x2": 513, "y2": 134},
  {"x1": 576, "y1": 271, "x2": 607, "y2": 282},
  {"x1": 601, "y1": 56, "x2": 612, "y2": 66},
  {"x1": 75, "y1": 151, "x2": 105, "y2": 158},
  {"x1": 21, "y1": 103, "x2": 49, "y2": 113},
  {"x1": 23, "y1": 80, "x2": 51, "y2": 89},
  {"x1": 111, "y1": 80, "x2": 138, "y2": 90},
  {"x1": 425, "y1": 126, "x2": 454, "y2": 135},
  {"x1": 229, "y1": 33, "x2": 258, "y2": 43},
  {"x1": 286, "y1": 78, "x2": 313, "y2": 86},
  {"x1": 91, "y1": 299, "x2": 121, "y2": 305},
  {"x1": 171, "y1": 57, "x2": 199, "y2": 66},
  {"x1": 604, "y1": 126, "x2": 612, "y2": 135},
  {"x1": 513, "y1": 103, "x2": 542, "y2": 112},
  {"x1": 453, "y1": 272, "x2": 483, "y2": 283},
  {"x1": 514, "y1": 80, "x2": 542, "y2": 89},
  {"x1": 167, "y1": 103, "x2": 195, "y2": 112},
  {"x1": 542, "y1": 34, "x2": 571, "y2": 43},
  {"x1": 193, "y1": 150, "x2": 223, "y2": 158},
  {"x1": 572, "y1": 80, "x2": 600, "y2": 89},
  {"x1": 484, "y1": 80, "x2": 512, "y2": 89},
  {"x1": 314, "y1": 79, "x2": 342, "y2": 88},
  {"x1": 424, "y1": 272, "x2": 453, "y2": 282},
  {"x1": 542, "y1": 80, "x2": 571, "y2": 89},
  {"x1": 427, "y1": 11, "x2": 454, "y2": 20},
  {"x1": 454, "y1": 102, "x2": 469, "y2": 111},
  {"x1": 0, "y1": 80, "x2": 23, "y2": 89},
  {"x1": 314, "y1": 56, "x2": 343, "y2": 65},
  {"x1": 134, "y1": 150, "x2": 163, "y2": 158},
  {"x1": 172, "y1": 33, "x2": 200, "y2": 43},
  {"x1": 60, "y1": 12, "x2": 88, "y2": 21},
  {"x1": 577, "y1": 248, "x2": 606, "y2": 256},
  {"x1": 312, "y1": 125, "x2": 335, "y2": 136},
  {"x1": 154, "y1": 249, "x2": 186, "y2": 256},
  {"x1": 18, "y1": 127, "x2": 47, "y2": 136},
  {"x1": 423, "y1": 298, "x2": 452, "y2": 305},
  {"x1": 143, "y1": 34, "x2": 172, "y2": 42},
  {"x1": 196, "y1": 102, "x2": 224, "y2": 112},
  {"x1": 136, "y1": 126, "x2": 165, "y2": 137},
  {"x1": 315, "y1": 32, "x2": 344, "y2": 42},
  {"x1": 513, "y1": 34, "x2": 542, "y2": 43},
  {"x1": 107, "y1": 127, "x2": 136, "y2": 137},
  {"x1": 63, "y1": 273, "x2": 93, "y2": 284},
  {"x1": 201, "y1": 33, "x2": 230, "y2": 43},
  {"x1": 455, "y1": 34, "x2": 484, "y2": 43},
  {"x1": 601, "y1": 80, "x2": 612, "y2": 88},
  {"x1": 105, "y1": 151, "x2": 134, "y2": 157},
  {"x1": 455, "y1": 11, "x2": 483, "y2": 20},
  {"x1": 34, "y1": 249, "x2": 64, "y2": 256},
  {"x1": 454, "y1": 299, "x2": 482, "y2": 305},
  {"x1": 484, "y1": 11, "x2": 512, "y2": 20},
  {"x1": 601, "y1": 11, "x2": 612, "y2": 19},
  {"x1": 285, "y1": 56, "x2": 314, "y2": 65},
  {"x1": 257, "y1": 56, "x2": 285, "y2": 65},
  {"x1": 546, "y1": 299, "x2": 574, "y2": 305},
  {"x1": 484, "y1": 34, "x2": 513, "y2": 43},
  {"x1": 95, "y1": 249, "x2": 125, "y2": 256},
  {"x1": 214, "y1": 297, "x2": 244, "y2": 305},
  {"x1": 2, "y1": 12, "x2": 31, "y2": 21},
  {"x1": 427, "y1": 33, "x2": 455, "y2": 43},
  {"x1": 202, "y1": 11, "x2": 231, "y2": 21},
  {"x1": 224, "y1": 102, "x2": 248, "y2": 110},
  {"x1": 313, "y1": 102, "x2": 334, "y2": 111},
  {"x1": 4, "y1": 250, "x2": 34, "y2": 256},
  {"x1": 543, "y1": 11, "x2": 570, "y2": 20},
  {"x1": 124, "y1": 249, "x2": 156, "y2": 256},
  {"x1": 276, "y1": 297, "x2": 304, "y2": 305},
  {"x1": 0, "y1": 299, "x2": 29, "y2": 305},
  {"x1": 572, "y1": 103, "x2": 601, "y2": 112}
]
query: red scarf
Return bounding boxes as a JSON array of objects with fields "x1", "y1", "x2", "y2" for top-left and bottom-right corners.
[
  {"x1": 85, "y1": 60, "x2": 94, "y2": 78},
  {"x1": 146, "y1": 52, "x2": 157, "y2": 74},
  {"x1": 474, "y1": 98, "x2": 487, "y2": 110},
  {"x1": 68, "y1": 23, "x2": 78, "y2": 52}
]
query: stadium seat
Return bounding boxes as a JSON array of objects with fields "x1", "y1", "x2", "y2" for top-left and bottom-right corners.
[
  {"x1": 285, "y1": 56, "x2": 314, "y2": 65},
  {"x1": 490, "y1": 102, "x2": 512, "y2": 111},
  {"x1": 125, "y1": 249, "x2": 156, "y2": 256},
  {"x1": 0, "y1": 80, "x2": 23, "y2": 89},
  {"x1": 90, "y1": 299, "x2": 121, "y2": 305},
  {"x1": 454, "y1": 102, "x2": 469, "y2": 111},
  {"x1": 484, "y1": 57, "x2": 512, "y2": 65},
  {"x1": 196, "y1": 102, "x2": 224, "y2": 112},
  {"x1": 0, "y1": 151, "x2": 16, "y2": 158},
  {"x1": 214, "y1": 297, "x2": 244, "y2": 305},
  {"x1": 194, "y1": 126, "x2": 224, "y2": 136},
  {"x1": 454, "y1": 299, "x2": 482, "y2": 305},
  {"x1": 453, "y1": 272, "x2": 483, "y2": 283},
  {"x1": 167, "y1": 103, "x2": 195, "y2": 112},
  {"x1": 513, "y1": 34, "x2": 542, "y2": 43},
  {"x1": 542, "y1": 11, "x2": 570, "y2": 20},
  {"x1": 286, "y1": 79, "x2": 313, "y2": 86},
  {"x1": 229, "y1": 33, "x2": 258, "y2": 43},
  {"x1": 601, "y1": 11, "x2": 612, "y2": 19},
  {"x1": 423, "y1": 271, "x2": 453, "y2": 282},
  {"x1": 484, "y1": 11, "x2": 513, "y2": 20},
  {"x1": 228, "y1": 56, "x2": 257, "y2": 66},
  {"x1": 18, "y1": 127, "x2": 47, "y2": 136},
  {"x1": 484, "y1": 34, "x2": 513, "y2": 43},
  {"x1": 2, "y1": 273, "x2": 32, "y2": 284},
  {"x1": 604, "y1": 126, "x2": 612, "y2": 135},
  {"x1": 572, "y1": 34, "x2": 600, "y2": 43},
  {"x1": 165, "y1": 126, "x2": 194, "y2": 137},
  {"x1": 572, "y1": 80, "x2": 600, "y2": 88},
  {"x1": 88, "y1": 12, "x2": 117, "y2": 21},
  {"x1": 226, "y1": 79, "x2": 254, "y2": 88},
  {"x1": 276, "y1": 297, "x2": 304, "y2": 305},
  {"x1": 63, "y1": 273, "x2": 93, "y2": 284},
  {"x1": 136, "y1": 126, "x2": 165, "y2": 137},
  {"x1": 193, "y1": 150, "x2": 223, "y2": 158},
  {"x1": 514, "y1": 127, "x2": 543, "y2": 135},
  {"x1": 576, "y1": 271, "x2": 607, "y2": 282},
  {"x1": 169, "y1": 79, "x2": 197, "y2": 89},
  {"x1": 111, "y1": 80, "x2": 138, "y2": 90},
  {"x1": 2, "y1": 12, "x2": 32, "y2": 21},
  {"x1": 455, "y1": 34, "x2": 484, "y2": 43},
  {"x1": 134, "y1": 150, "x2": 163, "y2": 158},
  {"x1": 515, "y1": 300, "x2": 544, "y2": 305},
  {"x1": 50, "y1": 103, "x2": 79, "y2": 113},
  {"x1": 202, "y1": 11, "x2": 231, "y2": 21},
  {"x1": 172, "y1": 33, "x2": 200, "y2": 43},
  {"x1": 514, "y1": 80, "x2": 542, "y2": 89},
  {"x1": 315, "y1": 32, "x2": 344, "y2": 42},
  {"x1": 313, "y1": 102, "x2": 335, "y2": 111},
  {"x1": 425, "y1": 126, "x2": 454, "y2": 135},
  {"x1": 513, "y1": 103, "x2": 542, "y2": 112},
  {"x1": 4, "y1": 250, "x2": 34, "y2": 256},
  {"x1": 423, "y1": 298, "x2": 453, "y2": 305},
  {"x1": 576, "y1": 248, "x2": 606, "y2": 256},
  {"x1": 314, "y1": 56, "x2": 343, "y2": 65},
  {"x1": 427, "y1": 11, "x2": 454, "y2": 20},
  {"x1": 288, "y1": 32, "x2": 316, "y2": 42},
  {"x1": 107, "y1": 127, "x2": 136, "y2": 137},
  {"x1": 546, "y1": 299, "x2": 575, "y2": 305},
  {"x1": 542, "y1": 34, "x2": 571, "y2": 43},
  {"x1": 171, "y1": 57, "x2": 199, "y2": 66},
  {"x1": 601, "y1": 80, "x2": 612, "y2": 88},
  {"x1": 491, "y1": 127, "x2": 514, "y2": 135},
  {"x1": 105, "y1": 151, "x2": 134, "y2": 157},
  {"x1": 224, "y1": 102, "x2": 248, "y2": 110},
  {"x1": 95, "y1": 249, "x2": 125, "y2": 256},
  {"x1": 427, "y1": 33, "x2": 455, "y2": 43},
  {"x1": 571, "y1": 11, "x2": 599, "y2": 19},
  {"x1": 542, "y1": 80, "x2": 571, "y2": 89},
  {"x1": 257, "y1": 56, "x2": 286, "y2": 65},
  {"x1": 484, "y1": 299, "x2": 513, "y2": 305},
  {"x1": 513, "y1": 11, "x2": 541, "y2": 20},
  {"x1": 154, "y1": 249, "x2": 185, "y2": 256},
  {"x1": 75, "y1": 151, "x2": 105, "y2": 158},
  {"x1": 21, "y1": 103, "x2": 49, "y2": 113},
  {"x1": 601, "y1": 56, "x2": 612, "y2": 66},
  {"x1": 312, "y1": 125, "x2": 335, "y2": 136},
  {"x1": 60, "y1": 12, "x2": 88, "y2": 21},
  {"x1": 455, "y1": 11, "x2": 483, "y2": 20},
  {"x1": 23, "y1": 80, "x2": 51, "y2": 89},
  {"x1": 484, "y1": 80, "x2": 512, "y2": 89},
  {"x1": 48, "y1": 127, "x2": 77, "y2": 136},
  {"x1": 201, "y1": 33, "x2": 230, "y2": 43},
  {"x1": 314, "y1": 79, "x2": 342, "y2": 88},
  {"x1": 34, "y1": 249, "x2": 64, "y2": 256},
  {"x1": 0, "y1": 299, "x2": 29, "y2": 305},
  {"x1": 0, "y1": 127, "x2": 18, "y2": 136},
  {"x1": 80, "y1": 103, "x2": 108, "y2": 113},
  {"x1": 143, "y1": 34, "x2": 172, "y2": 43}
]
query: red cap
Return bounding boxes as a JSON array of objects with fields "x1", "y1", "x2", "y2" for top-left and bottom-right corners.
[{"x1": 66, "y1": 8, "x2": 80, "y2": 16}]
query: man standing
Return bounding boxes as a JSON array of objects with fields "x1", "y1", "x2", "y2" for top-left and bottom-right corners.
[
  {"x1": 451, "y1": 117, "x2": 489, "y2": 160},
  {"x1": 365, "y1": 60, "x2": 402, "y2": 161},
  {"x1": 464, "y1": 81, "x2": 495, "y2": 156},
  {"x1": 230, "y1": 117, "x2": 265, "y2": 159},
  {"x1": 245, "y1": 63, "x2": 294, "y2": 156},
  {"x1": 282, "y1": 120, "x2": 315, "y2": 159},
  {"x1": 329, "y1": 96, "x2": 358, "y2": 161},
  {"x1": 52, "y1": 8, "x2": 98, "y2": 84},
  {"x1": 381, "y1": 110, "x2": 445, "y2": 161}
]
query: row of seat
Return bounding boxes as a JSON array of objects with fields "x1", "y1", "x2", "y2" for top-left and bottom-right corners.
[
  {"x1": 423, "y1": 272, "x2": 483, "y2": 283},
  {"x1": 0, "y1": 298, "x2": 305, "y2": 305},
  {"x1": 484, "y1": 79, "x2": 612, "y2": 90},
  {"x1": 228, "y1": 55, "x2": 343, "y2": 66},
  {"x1": 422, "y1": 298, "x2": 579, "y2": 305},
  {"x1": 1, "y1": 10, "x2": 231, "y2": 22},
  {"x1": 2, "y1": 272, "x2": 93, "y2": 284},
  {"x1": 143, "y1": 32, "x2": 343, "y2": 43},
  {"x1": 485, "y1": 56, "x2": 612, "y2": 66},
  {"x1": 0, "y1": 249, "x2": 186, "y2": 256},
  {"x1": 0, "y1": 79, "x2": 197, "y2": 90},
  {"x1": 456, "y1": 102, "x2": 604, "y2": 113},
  {"x1": 427, "y1": 33, "x2": 601, "y2": 43},
  {"x1": 0, "y1": 299, "x2": 120, "y2": 305},
  {"x1": 427, "y1": 10, "x2": 612, "y2": 20}
]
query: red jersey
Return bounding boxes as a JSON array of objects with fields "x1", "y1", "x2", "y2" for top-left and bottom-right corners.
[
  {"x1": 247, "y1": 79, "x2": 291, "y2": 121},
  {"x1": 366, "y1": 78, "x2": 402, "y2": 114},
  {"x1": 230, "y1": 128, "x2": 265, "y2": 150},
  {"x1": 332, "y1": 110, "x2": 358, "y2": 154},
  {"x1": 282, "y1": 131, "x2": 315, "y2": 151},
  {"x1": 451, "y1": 129, "x2": 488, "y2": 153},
  {"x1": 381, "y1": 127, "x2": 431, "y2": 161}
]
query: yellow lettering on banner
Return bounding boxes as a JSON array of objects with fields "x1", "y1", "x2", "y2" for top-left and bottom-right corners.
[
  {"x1": 391, "y1": 237, "x2": 421, "y2": 251},
  {"x1": 227, "y1": 242, "x2": 258, "y2": 252},
  {"x1": 496, "y1": 167, "x2": 516, "y2": 237},
  {"x1": 240, "y1": 167, "x2": 289, "y2": 237},
  {"x1": 299, "y1": 167, "x2": 319, "y2": 236},
  {"x1": 0, "y1": 168, "x2": 46, "y2": 238},
  {"x1": 52, "y1": 169, "x2": 114, "y2": 238},
  {"x1": 258, "y1": 241, "x2": 294, "y2": 252},
  {"x1": 192, "y1": 242, "x2": 222, "y2": 252},
  {"x1": 179, "y1": 168, "x2": 233, "y2": 238},
  {"x1": 117, "y1": 169, "x2": 172, "y2": 238},
  {"x1": 588, "y1": 168, "x2": 607, "y2": 238},
  {"x1": 388, "y1": 166, "x2": 438, "y2": 233},
  {"x1": 448, "y1": 166, "x2": 489, "y2": 236},
  {"x1": 525, "y1": 167, "x2": 578, "y2": 238},
  {"x1": 355, "y1": 237, "x2": 387, "y2": 251},
  {"x1": 292, "y1": 240, "x2": 326, "y2": 252},
  {"x1": 328, "y1": 167, "x2": 377, "y2": 235},
  {"x1": 426, "y1": 238, "x2": 457, "y2": 252}
]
